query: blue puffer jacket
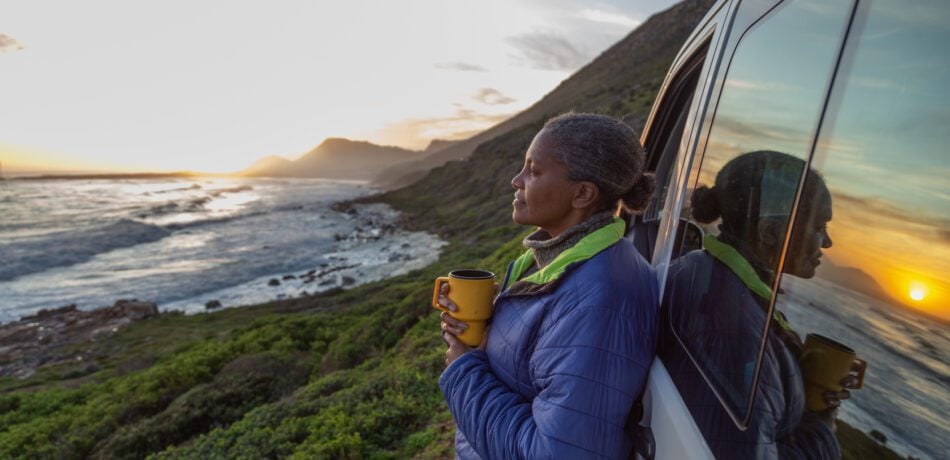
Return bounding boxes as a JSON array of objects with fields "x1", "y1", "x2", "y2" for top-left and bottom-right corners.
[{"x1": 439, "y1": 218, "x2": 659, "y2": 459}]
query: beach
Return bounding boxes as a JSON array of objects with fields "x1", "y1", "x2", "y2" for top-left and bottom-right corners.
[{"x1": 0, "y1": 177, "x2": 445, "y2": 323}]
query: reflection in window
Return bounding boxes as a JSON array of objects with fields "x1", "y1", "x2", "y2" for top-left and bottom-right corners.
[
  {"x1": 656, "y1": 0, "x2": 861, "y2": 458},
  {"x1": 662, "y1": 0, "x2": 851, "y2": 433},
  {"x1": 776, "y1": 1, "x2": 950, "y2": 458}
]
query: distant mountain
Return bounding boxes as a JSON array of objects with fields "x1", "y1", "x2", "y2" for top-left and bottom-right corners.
[
  {"x1": 373, "y1": 0, "x2": 714, "y2": 189},
  {"x1": 817, "y1": 257, "x2": 895, "y2": 305},
  {"x1": 240, "y1": 138, "x2": 423, "y2": 181},
  {"x1": 423, "y1": 139, "x2": 461, "y2": 154}
]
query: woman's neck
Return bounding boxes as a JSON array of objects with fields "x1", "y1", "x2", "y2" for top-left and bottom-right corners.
[{"x1": 524, "y1": 211, "x2": 615, "y2": 269}]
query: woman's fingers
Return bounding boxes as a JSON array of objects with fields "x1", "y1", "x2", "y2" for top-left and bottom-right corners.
[
  {"x1": 840, "y1": 374, "x2": 860, "y2": 389},
  {"x1": 437, "y1": 283, "x2": 458, "y2": 312},
  {"x1": 440, "y1": 311, "x2": 468, "y2": 335},
  {"x1": 824, "y1": 389, "x2": 851, "y2": 407}
]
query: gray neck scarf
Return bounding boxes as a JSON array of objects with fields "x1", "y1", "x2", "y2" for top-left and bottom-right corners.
[{"x1": 523, "y1": 211, "x2": 616, "y2": 270}]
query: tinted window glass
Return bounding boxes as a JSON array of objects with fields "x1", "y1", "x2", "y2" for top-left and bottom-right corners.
[
  {"x1": 659, "y1": 0, "x2": 853, "y2": 443},
  {"x1": 776, "y1": 1, "x2": 950, "y2": 458}
]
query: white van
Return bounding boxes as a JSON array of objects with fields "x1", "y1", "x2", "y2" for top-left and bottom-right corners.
[{"x1": 632, "y1": 0, "x2": 948, "y2": 458}]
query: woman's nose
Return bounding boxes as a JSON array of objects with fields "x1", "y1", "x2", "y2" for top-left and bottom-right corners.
[
  {"x1": 511, "y1": 169, "x2": 524, "y2": 190},
  {"x1": 821, "y1": 230, "x2": 833, "y2": 249}
]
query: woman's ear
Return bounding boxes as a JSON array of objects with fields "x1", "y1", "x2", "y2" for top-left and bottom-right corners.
[{"x1": 572, "y1": 181, "x2": 600, "y2": 210}]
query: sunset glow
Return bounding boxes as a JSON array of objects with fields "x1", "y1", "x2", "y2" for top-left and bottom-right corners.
[
  {"x1": 0, "y1": 0, "x2": 669, "y2": 175},
  {"x1": 909, "y1": 288, "x2": 925, "y2": 302}
]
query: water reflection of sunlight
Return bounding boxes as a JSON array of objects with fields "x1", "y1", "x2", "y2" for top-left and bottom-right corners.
[
  {"x1": 111, "y1": 259, "x2": 232, "y2": 279},
  {"x1": 205, "y1": 191, "x2": 257, "y2": 214}
]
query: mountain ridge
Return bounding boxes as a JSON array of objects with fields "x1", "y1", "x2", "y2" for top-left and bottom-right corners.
[{"x1": 240, "y1": 137, "x2": 423, "y2": 181}]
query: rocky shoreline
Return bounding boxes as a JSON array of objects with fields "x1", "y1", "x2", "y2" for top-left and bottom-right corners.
[
  {"x1": 0, "y1": 202, "x2": 445, "y2": 381},
  {"x1": 0, "y1": 299, "x2": 160, "y2": 379},
  {"x1": 166, "y1": 202, "x2": 443, "y2": 314}
]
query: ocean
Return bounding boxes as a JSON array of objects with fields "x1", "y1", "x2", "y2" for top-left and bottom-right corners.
[
  {"x1": 779, "y1": 276, "x2": 949, "y2": 460},
  {"x1": 0, "y1": 177, "x2": 445, "y2": 323}
]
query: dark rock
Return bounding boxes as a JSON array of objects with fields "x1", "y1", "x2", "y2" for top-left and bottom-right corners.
[
  {"x1": 268, "y1": 278, "x2": 281, "y2": 287},
  {"x1": 869, "y1": 429, "x2": 887, "y2": 444},
  {"x1": 341, "y1": 276, "x2": 356, "y2": 286},
  {"x1": 112, "y1": 299, "x2": 159, "y2": 320},
  {"x1": 205, "y1": 300, "x2": 222, "y2": 310},
  {"x1": 27, "y1": 304, "x2": 78, "y2": 320},
  {"x1": 282, "y1": 274, "x2": 297, "y2": 280}
]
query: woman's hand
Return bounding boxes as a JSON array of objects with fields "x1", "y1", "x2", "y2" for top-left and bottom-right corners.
[
  {"x1": 438, "y1": 282, "x2": 468, "y2": 336},
  {"x1": 814, "y1": 366, "x2": 861, "y2": 431},
  {"x1": 438, "y1": 282, "x2": 492, "y2": 367}
]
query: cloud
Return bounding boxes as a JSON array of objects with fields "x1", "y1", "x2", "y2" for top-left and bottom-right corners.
[
  {"x1": 506, "y1": 31, "x2": 588, "y2": 71},
  {"x1": 0, "y1": 34, "x2": 24, "y2": 53},
  {"x1": 434, "y1": 62, "x2": 489, "y2": 72},
  {"x1": 377, "y1": 108, "x2": 515, "y2": 149},
  {"x1": 579, "y1": 9, "x2": 641, "y2": 28},
  {"x1": 473, "y1": 88, "x2": 516, "y2": 105}
]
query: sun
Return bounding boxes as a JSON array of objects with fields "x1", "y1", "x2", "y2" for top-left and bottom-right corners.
[{"x1": 909, "y1": 288, "x2": 926, "y2": 301}]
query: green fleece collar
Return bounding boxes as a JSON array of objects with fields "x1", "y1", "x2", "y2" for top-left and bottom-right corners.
[
  {"x1": 509, "y1": 217, "x2": 626, "y2": 285},
  {"x1": 703, "y1": 234, "x2": 793, "y2": 332}
]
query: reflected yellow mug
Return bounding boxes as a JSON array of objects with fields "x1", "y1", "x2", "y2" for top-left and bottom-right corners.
[
  {"x1": 799, "y1": 333, "x2": 867, "y2": 412},
  {"x1": 432, "y1": 269, "x2": 495, "y2": 347}
]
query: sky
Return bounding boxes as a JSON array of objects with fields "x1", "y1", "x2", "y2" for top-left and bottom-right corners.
[{"x1": 0, "y1": 0, "x2": 678, "y2": 174}]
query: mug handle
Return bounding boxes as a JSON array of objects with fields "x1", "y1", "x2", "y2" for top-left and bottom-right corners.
[
  {"x1": 852, "y1": 358, "x2": 867, "y2": 389},
  {"x1": 432, "y1": 276, "x2": 451, "y2": 312}
]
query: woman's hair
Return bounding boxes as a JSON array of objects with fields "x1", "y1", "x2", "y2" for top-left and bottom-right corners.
[
  {"x1": 542, "y1": 113, "x2": 656, "y2": 213},
  {"x1": 691, "y1": 150, "x2": 829, "y2": 236}
]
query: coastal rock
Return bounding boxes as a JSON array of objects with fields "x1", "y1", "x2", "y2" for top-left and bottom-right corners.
[
  {"x1": 268, "y1": 278, "x2": 281, "y2": 286},
  {"x1": 205, "y1": 300, "x2": 222, "y2": 310},
  {"x1": 870, "y1": 429, "x2": 887, "y2": 444},
  {"x1": 0, "y1": 299, "x2": 159, "y2": 379},
  {"x1": 341, "y1": 276, "x2": 356, "y2": 286}
]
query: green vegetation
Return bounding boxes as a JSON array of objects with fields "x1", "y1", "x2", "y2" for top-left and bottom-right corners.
[{"x1": 0, "y1": 1, "x2": 902, "y2": 458}]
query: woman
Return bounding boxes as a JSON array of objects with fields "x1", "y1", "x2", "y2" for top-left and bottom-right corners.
[
  {"x1": 659, "y1": 151, "x2": 855, "y2": 458},
  {"x1": 437, "y1": 113, "x2": 659, "y2": 459}
]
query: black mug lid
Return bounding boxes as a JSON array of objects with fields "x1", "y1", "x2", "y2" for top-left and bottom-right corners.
[
  {"x1": 808, "y1": 333, "x2": 855, "y2": 353},
  {"x1": 449, "y1": 269, "x2": 495, "y2": 280}
]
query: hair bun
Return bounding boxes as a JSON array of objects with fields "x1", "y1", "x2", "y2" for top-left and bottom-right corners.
[
  {"x1": 622, "y1": 172, "x2": 656, "y2": 213},
  {"x1": 690, "y1": 185, "x2": 720, "y2": 223}
]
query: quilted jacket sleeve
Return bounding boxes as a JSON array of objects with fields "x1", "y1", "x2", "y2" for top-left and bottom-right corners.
[{"x1": 440, "y1": 299, "x2": 655, "y2": 459}]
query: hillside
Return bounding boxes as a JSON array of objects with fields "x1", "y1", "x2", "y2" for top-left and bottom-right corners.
[
  {"x1": 372, "y1": 0, "x2": 713, "y2": 189},
  {"x1": 0, "y1": 1, "x2": 899, "y2": 458},
  {"x1": 241, "y1": 138, "x2": 423, "y2": 181}
]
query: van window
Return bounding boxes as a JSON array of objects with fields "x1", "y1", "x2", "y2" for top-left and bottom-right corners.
[
  {"x1": 631, "y1": 42, "x2": 706, "y2": 260},
  {"x1": 776, "y1": 1, "x2": 950, "y2": 458},
  {"x1": 659, "y1": 0, "x2": 854, "y2": 434}
]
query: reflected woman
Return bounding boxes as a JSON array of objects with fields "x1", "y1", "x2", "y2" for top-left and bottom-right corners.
[
  {"x1": 660, "y1": 150, "x2": 854, "y2": 459},
  {"x1": 437, "y1": 113, "x2": 659, "y2": 459}
]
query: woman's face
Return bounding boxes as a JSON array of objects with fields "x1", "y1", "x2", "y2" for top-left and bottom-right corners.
[
  {"x1": 783, "y1": 188, "x2": 833, "y2": 279},
  {"x1": 511, "y1": 130, "x2": 579, "y2": 237}
]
